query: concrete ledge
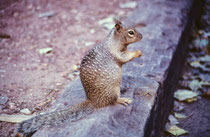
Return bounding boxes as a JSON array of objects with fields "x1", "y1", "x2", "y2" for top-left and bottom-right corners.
[{"x1": 33, "y1": 0, "x2": 203, "y2": 136}]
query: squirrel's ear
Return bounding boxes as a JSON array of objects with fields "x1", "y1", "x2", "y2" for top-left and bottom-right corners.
[{"x1": 115, "y1": 21, "x2": 123, "y2": 33}]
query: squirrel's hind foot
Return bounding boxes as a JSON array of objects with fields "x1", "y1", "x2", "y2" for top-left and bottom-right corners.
[{"x1": 117, "y1": 97, "x2": 132, "y2": 106}]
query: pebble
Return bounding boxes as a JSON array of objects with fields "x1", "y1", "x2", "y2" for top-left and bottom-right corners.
[
  {"x1": 27, "y1": 4, "x2": 33, "y2": 10},
  {"x1": 90, "y1": 29, "x2": 95, "y2": 34},
  {"x1": 20, "y1": 108, "x2": 31, "y2": 115},
  {"x1": 36, "y1": 6, "x2": 41, "y2": 10},
  {"x1": 61, "y1": 14, "x2": 68, "y2": 20},
  {"x1": 13, "y1": 12, "x2": 19, "y2": 17},
  {"x1": 67, "y1": 73, "x2": 75, "y2": 80},
  {"x1": 74, "y1": 40, "x2": 78, "y2": 44},
  {"x1": 9, "y1": 102, "x2": 16, "y2": 109},
  {"x1": 38, "y1": 11, "x2": 56, "y2": 18},
  {"x1": 46, "y1": 39, "x2": 51, "y2": 43},
  {"x1": 73, "y1": 70, "x2": 80, "y2": 76},
  {"x1": 0, "y1": 105, "x2": 3, "y2": 111},
  {"x1": 72, "y1": 64, "x2": 78, "y2": 70},
  {"x1": 0, "y1": 70, "x2": 6, "y2": 73},
  {"x1": 0, "y1": 96, "x2": 8, "y2": 105},
  {"x1": 119, "y1": 1, "x2": 137, "y2": 9},
  {"x1": 56, "y1": 83, "x2": 62, "y2": 86},
  {"x1": 117, "y1": 10, "x2": 125, "y2": 16},
  {"x1": 85, "y1": 41, "x2": 95, "y2": 47}
]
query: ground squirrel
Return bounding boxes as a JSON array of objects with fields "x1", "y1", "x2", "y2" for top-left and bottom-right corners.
[{"x1": 15, "y1": 20, "x2": 143, "y2": 137}]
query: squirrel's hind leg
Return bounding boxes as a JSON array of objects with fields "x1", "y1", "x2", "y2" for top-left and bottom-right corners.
[{"x1": 114, "y1": 86, "x2": 132, "y2": 106}]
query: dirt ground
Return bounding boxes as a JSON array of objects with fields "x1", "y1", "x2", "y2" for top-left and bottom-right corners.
[{"x1": 0, "y1": 0, "x2": 137, "y2": 136}]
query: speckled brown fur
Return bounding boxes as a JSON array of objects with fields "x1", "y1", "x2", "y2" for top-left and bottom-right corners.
[
  {"x1": 80, "y1": 21, "x2": 142, "y2": 108},
  {"x1": 14, "y1": 21, "x2": 142, "y2": 137}
]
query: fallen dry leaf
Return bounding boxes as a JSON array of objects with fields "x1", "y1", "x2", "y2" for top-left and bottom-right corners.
[
  {"x1": 174, "y1": 89, "x2": 198, "y2": 102},
  {"x1": 39, "y1": 47, "x2": 53, "y2": 54},
  {"x1": 174, "y1": 112, "x2": 188, "y2": 119},
  {"x1": 119, "y1": 1, "x2": 137, "y2": 8},
  {"x1": 168, "y1": 114, "x2": 179, "y2": 125},
  {"x1": 167, "y1": 125, "x2": 188, "y2": 136},
  {"x1": 98, "y1": 17, "x2": 114, "y2": 25},
  {"x1": 203, "y1": 90, "x2": 210, "y2": 99},
  {"x1": 0, "y1": 114, "x2": 35, "y2": 123},
  {"x1": 38, "y1": 11, "x2": 56, "y2": 18},
  {"x1": 173, "y1": 101, "x2": 185, "y2": 112}
]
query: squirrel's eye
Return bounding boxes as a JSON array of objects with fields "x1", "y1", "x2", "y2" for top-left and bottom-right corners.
[{"x1": 128, "y1": 30, "x2": 135, "y2": 35}]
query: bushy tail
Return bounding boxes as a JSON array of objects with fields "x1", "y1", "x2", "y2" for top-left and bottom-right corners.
[{"x1": 15, "y1": 100, "x2": 94, "y2": 137}]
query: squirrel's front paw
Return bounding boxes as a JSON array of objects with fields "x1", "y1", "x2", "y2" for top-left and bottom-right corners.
[{"x1": 134, "y1": 50, "x2": 142, "y2": 58}]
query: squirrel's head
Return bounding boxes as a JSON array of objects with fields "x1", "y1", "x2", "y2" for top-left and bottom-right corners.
[{"x1": 114, "y1": 20, "x2": 142, "y2": 45}]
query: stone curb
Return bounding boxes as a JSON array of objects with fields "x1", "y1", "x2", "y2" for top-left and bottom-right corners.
[
  {"x1": 143, "y1": 0, "x2": 204, "y2": 136},
  {"x1": 33, "y1": 0, "x2": 203, "y2": 136}
]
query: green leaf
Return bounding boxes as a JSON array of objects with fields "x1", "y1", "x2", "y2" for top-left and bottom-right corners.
[
  {"x1": 167, "y1": 125, "x2": 188, "y2": 136},
  {"x1": 174, "y1": 89, "x2": 198, "y2": 102}
]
